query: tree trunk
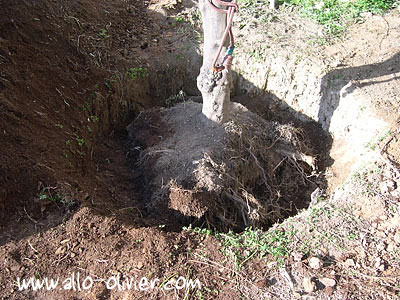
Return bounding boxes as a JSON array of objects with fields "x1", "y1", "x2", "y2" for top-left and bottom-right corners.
[{"x1": 197, "y1": 0, "x2": 232, "y2": 124}]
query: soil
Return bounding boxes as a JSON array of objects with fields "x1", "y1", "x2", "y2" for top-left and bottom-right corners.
[
  {"x1": 0, "y1": 0, "x2": 399, "y2": 299},
  {"x1": 127, "y1": 101, "x2": 317, "y2": 231}
]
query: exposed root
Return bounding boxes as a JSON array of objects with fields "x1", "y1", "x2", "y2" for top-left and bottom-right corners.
[{"x1": 128, "y1": 101, "x2": 318, "y2": 231}]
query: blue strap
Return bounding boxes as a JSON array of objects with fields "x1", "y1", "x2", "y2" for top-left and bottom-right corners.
[{"x1": 225, "y1": 46, "x2": 235, "y2": 56}]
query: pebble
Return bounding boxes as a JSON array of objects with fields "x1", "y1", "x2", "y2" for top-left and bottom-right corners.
[
  {"x1": 292, "y1": 251, "x2": 303, "y2": 262},
  {"x1": 387, "y1": 242, "x2": 395, "y2": 252},
  {"x1": 136, "y1": 261, "x2": 144, "y2": 269},
  {"x1": 309, "y1": 257, "x2": 323, "y2": 270},
  {"x1": 320, "y1": 277, "x2": 336, "y2": 287},
  {"x1": 377, "y1": 241, "x2": 387, "y2": 252},
  {"x1": 374, "y1": 257, "x2": 382, "y2": 269},
  {"x1": 344, "y1": 258, "x2": 355, "y2": 268},
  {"x1": 394, "y1": 232, "x2": 400, "y2": 244},
  {"x1": 380, "y1": 180, "x2": 396, "y2": 193},
  {"x1": 303, "y1": 277, "x2": 316, "y2": 293},
  {"x1": 55, "y1": 246, "x2": 66, "y2": 255}
]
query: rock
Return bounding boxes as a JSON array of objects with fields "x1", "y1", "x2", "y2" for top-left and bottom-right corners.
[
  {"x1": 377, "y1": 241, "x2": 387, "y2": 252},
  {"x1": 254, "y1": 279, "x2": 268, "y2": 288},
  {"x1": 380, "y1": 180, "x2": 396, "y2": 193},
  {"x1": 374, "y1": 257, "x2": 382, "y2": 269},
  {"x1": 303, "y1": 277, "x2": 316, "y2": 293},
  {"x1": 136, "y1": 261, "x2": 144, "y2": 270},
  {"x1": 309, "y1": 257, "x2": 323, "y2": 270},
  {"x1": 344, "y1": 258, "x2": 355, "y2": 268},
  {"x1": 325, "y1": 286, "x2": 334, "y2": 296},
  {"x1": 292, "y1": 251, "x2": 303, "y2": 262},
  {"x1": 318, "y1": 247, "x2": 328, "y2": 256},
  {"x1": 394, "y1": 232, "x2": 400, "y2": 244},
  {"x1": 375, "y1": 257, "x2": 386, "y2": 272},
  {"x1": 378, "y1": 263, "x2": 386, "y2": 272},
  {"x1": 320, "y1": 277, "x2": 336, "y2": 287},
  {"x1": 387, "y1": 242, "x2": 395, "y2": 252},
  {"x1": 55, "y1": 246, "x2": 66, "y2": 255}
]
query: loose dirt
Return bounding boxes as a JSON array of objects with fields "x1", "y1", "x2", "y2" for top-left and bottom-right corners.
[{"x1": 1, "y1": 0, "x2": 399, "y2": 299}]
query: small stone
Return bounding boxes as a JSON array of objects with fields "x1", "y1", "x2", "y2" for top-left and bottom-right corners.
[
  {"x1": 70, "y1": 252, "x2": 76, "y2": 258},
  {"x1": 309, "y1": 257, "x2": 323, "y2": 270},
  {"x1": 292, "y1": 252, "x2": 303, "y2": 262},
  {"x1": 394, "y1": 232, "x2": 400, "y2": 244},
  {"x1": 390, "y1": 189, "x2": 400, "y2": 199},
  {"x1": 374, "y1": 257, "x2": 382, "y2": 269},
  {"x1": 318, "y1": 247, "x2": 328, "y2": 256},
  {"x1": 376, "y1": 230, "x2": 387, "y2": 238},
  {"x1": 377, "y1": 241, "x2": 387, "y2": 252},
  {"x1": 254, "y1": 279, "x2": 268, "y2": 288},
  {"x1": 293, "y1": 291, "x2": 302, "y2": 299},
  {"x1": 320, "y1": 277, "x2": 336, "y2": 287},
  {"x1": 136, "y1": 261, "x2": 144, "y2": 270},
  {"x1": 55, "y1": 246, "x2": 65, "y2": 255},
  {"x1": 378, "y1": 263, "x2": 386, "y2": 272},
  {"x1": 387, "y1": 242, "x2": 395, "y2": 252},
  {"x1": 325, "y1": 286, "x2": 334, "y2": 296},
  {"x1": 329, "y1": 249, "x2": 344, "y2": 261},
  {"x1": 380, "y1": 180, "x2": 396, "y2": 193},
  {"x1": 303, "y1": 277, "x2": 316, "y2": 293},
  {"x1": 344, "y1": 258, "x2": 355, "y2": 268}
]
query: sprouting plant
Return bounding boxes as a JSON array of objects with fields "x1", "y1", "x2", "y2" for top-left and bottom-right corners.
[
  {"x1": 165, "y1": 90, "x2": 186, "y2": 107},
  {"x1": 104, "y1": 79, "x2": 115, "y2": 92},
  {"x1": 82, "y1": 102, "x2": 91, "y2": 112},
  {"x1": 73, "y1": 132, "x2": 85, "y2": 147},
  {"x1": 127, "y1": 67, "x2": 148, "y2": 80}
]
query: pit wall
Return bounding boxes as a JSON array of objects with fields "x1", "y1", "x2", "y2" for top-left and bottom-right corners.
[{"x1": 230, "y1": 19, "x2": 398, "y2": 175}]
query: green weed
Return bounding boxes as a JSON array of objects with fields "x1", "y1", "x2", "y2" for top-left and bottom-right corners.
[
  {"x1": 127, "y1": 67, "x2": 148, "y2": 80},
  {"x1": 165, "y1": 90, "x2": 186, "y2": 107},
  {"x1": 283, "y1": 0, "x2": 396, "y2": 36}
]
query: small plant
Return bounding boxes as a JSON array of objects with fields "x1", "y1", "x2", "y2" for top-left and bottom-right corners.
[
  {"x1": 39, "y1": 187, "x2": 64, "y2": 205},
  {"x1": 211, "y1": 226, "x2": 297, "y2": 268},
  {"x1": 88, "y1": 115, "x2": 99, "y2": 122},
  {"x1": 165, "y1": 90, "x2": 186, "y2": 107},
  {"x1": 175, "y1": 16, "x2": 185, "y2": 23},
  {"x1": 98, "y1": 28, "x2": 108, "y2": 38},
  {"x1": 127, "y1": 67, "x2": 148, "y2": 80},
  {"x1": 74, "y1": 133, "x2": 85, "y2": 147},
  {"x1": 104, "y1": 79, "x2": 115, "y2": 92},
  {"x1": 82, "y1": 102, "x2": 91, "y2": 112},
  {"x1": 39, "y1": 187, "x2": 76, "y2": 209}
]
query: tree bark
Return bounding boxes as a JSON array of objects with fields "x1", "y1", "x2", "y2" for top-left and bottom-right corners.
[{"x1": 197, "y1": 0, "x2": 232, "y2": 124}]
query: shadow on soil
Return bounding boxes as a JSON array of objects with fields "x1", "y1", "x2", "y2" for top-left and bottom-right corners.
[{"x1": 318, "y1": 51, "x2": 400, "y2": 131}]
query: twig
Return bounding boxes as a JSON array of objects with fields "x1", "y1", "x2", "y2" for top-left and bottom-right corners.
[
  {"x1": 24, "y1": 207, "x2": 44, "y2": 225},
  {"x1": 27, "y1": 240, "x2": 39, "y2": 254}
]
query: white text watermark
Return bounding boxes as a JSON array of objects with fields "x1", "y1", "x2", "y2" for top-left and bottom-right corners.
[{"x1": 16, "y1": 272, "x2": 201, "y2": 293}]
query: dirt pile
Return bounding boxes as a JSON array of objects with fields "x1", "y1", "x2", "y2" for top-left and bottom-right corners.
[{"x1": 128, "y1": 101, "x2": 318, "y2": 230}]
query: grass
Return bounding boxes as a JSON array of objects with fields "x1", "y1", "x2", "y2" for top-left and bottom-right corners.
[
  {"x1": 238, "y1": 0, "x2": 397, "y2": 37},
  {"x1": 282, "y1": 0, "x2": 397, "y2": 36},
  {"x1": 185, "y1": 225, "x2": 296, "y2": 269}
]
